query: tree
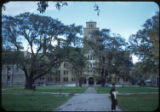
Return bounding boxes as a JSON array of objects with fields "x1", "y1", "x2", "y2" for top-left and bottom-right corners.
[
  {"x1": 37, "y1": 1, "x2": 100, "y2": 16},
  {"x1": 37, "y1": 1, "x2": 68, "y2": 13},
  {"x1": 128, "y1": 12, "x2": 159, "y2": 78},
  {"x1": 66, "y1": 47, "x2": 86, "y2": 87},
  {"x1": 2, "y1": 1, "x2": 100, "y2": 16},
  {"x1": 85, "y1": 29, "x2": 133, "y2": 86},
  {"x1": 2, "y1": 12, "x2": 82, "y2": 89}
]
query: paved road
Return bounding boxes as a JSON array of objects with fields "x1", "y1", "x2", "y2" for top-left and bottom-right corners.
[{"x1": 54, "y1": 87, "x2": 121, "y2": 111}]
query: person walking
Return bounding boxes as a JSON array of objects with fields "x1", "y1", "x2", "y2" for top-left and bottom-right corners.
[{"x1": 110, "y1": 83, "x2": 118, "y2": 112}]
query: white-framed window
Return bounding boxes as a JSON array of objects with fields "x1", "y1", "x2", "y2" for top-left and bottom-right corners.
[{"x1": 64, "y1": 70, "x2": 68, "y2": 75}]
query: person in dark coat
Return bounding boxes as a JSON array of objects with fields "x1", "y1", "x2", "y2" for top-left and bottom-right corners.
[{"x1": 110, "y1": 83, "x2": 118, "y2": 111}]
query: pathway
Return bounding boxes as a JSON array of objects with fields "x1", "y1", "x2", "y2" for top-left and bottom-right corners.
[{"x1": 54, "y1": 87, "x2": 121, "y2": 111}]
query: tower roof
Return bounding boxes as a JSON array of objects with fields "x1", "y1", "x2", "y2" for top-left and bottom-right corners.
[{"x1": 86, "y1": 21, "x2": 96, "y2": 23}]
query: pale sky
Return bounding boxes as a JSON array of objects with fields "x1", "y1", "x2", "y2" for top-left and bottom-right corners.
[{"x1": 2, "y1": 1, "x2": 159, "y2": 64}]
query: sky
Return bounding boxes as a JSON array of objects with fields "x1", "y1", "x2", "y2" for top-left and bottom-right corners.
[{"x1": 2, "y1": 1, "x2": 159, "y2": 64}]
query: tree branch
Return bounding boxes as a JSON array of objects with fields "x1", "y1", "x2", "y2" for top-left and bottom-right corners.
[{"x1": 33, "y1": 55, "x2": 63, "y2": 81}]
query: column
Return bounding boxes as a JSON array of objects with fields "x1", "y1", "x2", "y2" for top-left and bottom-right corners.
[
  {"x1": 94, "y1": 78, "x2": 96, "y2": 86},
  {"x1": 86, "y1": 77, "x2": 89, "y2": 86}
]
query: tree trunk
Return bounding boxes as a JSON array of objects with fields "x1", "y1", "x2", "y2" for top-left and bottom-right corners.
[
  {"x1": 22, "y1": 66, "x2": 34, "y2": 90},
  {"x1": 79, "y1": 77, "x2": 82, "y2": 87},
  {"x1": 101, "y1": 68, "x2": 106, "y2": 87},
  {"x1": 101, "y1": 78, "x2": 105, "y2": 87},
  {"x1": 75, "y1": 77, "x2": 79, "y2": 87},
  {"x1": 25, "y1": 78, "x2": 34, "y2": 90}
]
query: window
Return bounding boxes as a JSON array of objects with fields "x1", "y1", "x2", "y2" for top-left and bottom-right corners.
[
  {"x1": 89, "y1": 63, "x2": 93, "y2": 68},
  {"x1": 7, "y1": 75, "x2": 10, "y2": 81},
  {"x1": 89, "y1": 24, "x2": 93, "y2": 28},
  {"x1": 64, "y1": 70, "x2": 68, "y2": 75},
  {"x1": 72, "y1": 78, "x2": 75, "y2": 81},
  {"x1": 48, "y1": 77, "x2": 53, "y2": 81},
  {"x1": 88, "y1": 55, "x2": 94, "y2": 60},
  {"x1": 40, "y1": 77, "x2": 44, "y2": 80},
  {"x1": 88, "y1": 33, "x2": 92, "y2": 38},
  {"x1": 63, "y1": 77, "x2": 68, "y2": 82},
  {"x1": 56, "y1": 70, "x2": 60, "y2": 75},
  {"x1": 64, "y1": 63, "x2": 68, "y2": 68},
  {"x1": 55, "y1": 77, "x2": 60, "y2": 81}
]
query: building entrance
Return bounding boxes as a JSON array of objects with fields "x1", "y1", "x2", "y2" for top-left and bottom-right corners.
[{"x1": 89, "y1": 77, "x2": 94, "y2": 85}]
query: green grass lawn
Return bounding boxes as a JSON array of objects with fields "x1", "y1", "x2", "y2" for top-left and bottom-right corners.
[
  {"x1": 1, "y1": 86, "x2": 86, "y2": 111},
  {"x1": 117, "y1": 94, "x2": 159, "y2": 111},
  {"x1": 2, "y1": 86, "x2": 86, "y2": 93},
  {"x1": 36, "y1": 86, "x2": 87, "y2": 93},
  {"x1": 96, "y1": 86, "x2": 159, "y2": 93},
  {"x1": 2, "y1": 93, "x2": 71, "y2": 111}
]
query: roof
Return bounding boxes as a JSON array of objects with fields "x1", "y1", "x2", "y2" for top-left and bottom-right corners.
[{"x1": 86, "y1": 21, "x2": 96, "y2": 23}]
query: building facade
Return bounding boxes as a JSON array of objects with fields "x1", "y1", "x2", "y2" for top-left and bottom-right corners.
[
  {"x1": 2, "y1": 65, "x2": 25, "y2": 86},
  {"x1": 82, "y1": 22, "x2": 131, "y2": 86},
  {"x1": 2, "y1": 62, "x2": 76, "y2": 86}
]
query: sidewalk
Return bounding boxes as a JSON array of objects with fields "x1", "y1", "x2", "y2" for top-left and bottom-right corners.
[{"x1": 54, "y1": 87, "x2": 121, "y2": 111}]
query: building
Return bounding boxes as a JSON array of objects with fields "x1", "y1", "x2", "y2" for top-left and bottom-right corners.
[
  {"x1": 2, "y1": 65, "x2": 25, "y2": 86},
  {"x1": 82, "y1": 22, "x2": 131, "y2": 86},
  {"x1": 83, "y1": 21, "x2": 99, "y2": 86},
  {"x1": 2, "y1": 62, "x2": 76, "y2": 86},
  {"x1": 2, "y1": 22, "x2": 131, "y2": 87}
]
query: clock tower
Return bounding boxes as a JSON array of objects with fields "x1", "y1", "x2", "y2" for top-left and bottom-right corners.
[
  {"x1": 83, "y1": 21, "x2": 99, "y2": 86},
  {"x1": 83, "y1": 21, "x2": 99, "y2": 39}
]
